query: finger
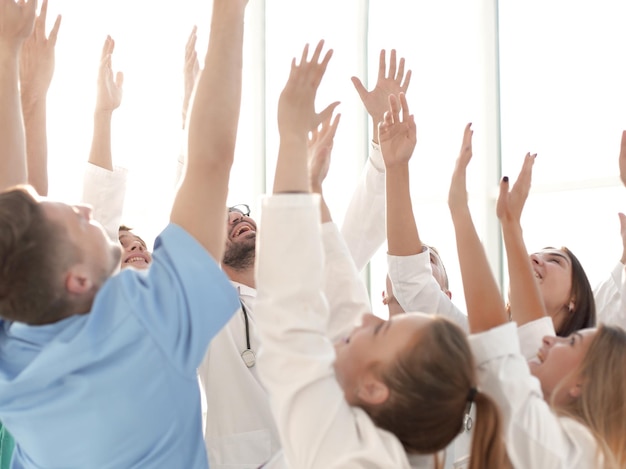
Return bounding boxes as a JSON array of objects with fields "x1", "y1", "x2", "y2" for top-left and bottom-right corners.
[
  {"x1": 496, "y1": 176, "x2": 510, "y2": 215},
  {"x1": 101, "y1": 35, "x2": 111, "y2": 59},
  {"x1": 115, "y1": 71, "x2": 124, "y2": 88},
  {"x1": 318, "y1": 48, "x2": 333, "y2": 73},
  {"x1": 382, "y1": 110, "x2": 393, "y2": 126},
  {"x1": 37, "y1": 0, "x2": 48, "y2": 31},
  {"x1": 350, "y1": 76, "x2": 368, "y2": 102},
  {"x1": 186, "y1": 25, "x2": 198, "y2": 49},
  {"x1": 316, "y1": 101, "x2": 340, "y2": 127},
  {"x1": 310, "y1": 39, "x2": 325, "y2": 65},
  {"x1": 620, "y1": 130, "x2": 626, "y2": 166},
  {"x1": 388, "y1": 94, "x2": 400, "y2": 123},
  {"x1": 298, "y1": 43, "x2": 310, "y2": 66},
  {"x1": 401, "y1": 69, "x2": 412, "y2": 92},
  {"x1": 377, "y1": 49, "x2": 386, "y2": 81},
  {"x1": 388, "y1": 49, "x2": 397, "y2": 80},
  {"x1": 462, "y1": 122, "x2": 473, "y2": 149},
  {"x1": 329, "y1": 112, "x2": 341, "y2": 137},
  {"x1": 48, "y1": 14, "x2": 61, "y2": 45},
  {"x1": 396, "y1": 57, "x2": 405, "y2": 82},
  {"x1": 399, "y1": 92, "x2": 410, "y2": 121},
  {"x1": 517, "y1": 152, "x2": 536, "y2": 186}
]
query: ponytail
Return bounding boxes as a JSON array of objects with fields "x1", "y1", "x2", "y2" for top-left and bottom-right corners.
[{"x1": 469, "y1": 391, "x2": 510, "y2": 469}]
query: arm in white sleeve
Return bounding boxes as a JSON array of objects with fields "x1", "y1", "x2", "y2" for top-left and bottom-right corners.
[
  {"x1": 81, "y1": 163, "x2": 128, "y2": 241},
  {"x1": 341, "y1": 142, "x2": 386, "y2": 272},
  {"x1": 593, "y1": 261, "x2": 625, "y2": 327},
  {"x1": 256, "y1": 194, "x2": 410, "y2": 469},
  {"x1": 469, "y1": 323, "x2": 601, "y2": 468},
  {"x1": 388, "y1": 250, "x2": 468, "y2": 332},
  {"x1": 322, "y1": 222, "x2": 370, "y2": 343}
]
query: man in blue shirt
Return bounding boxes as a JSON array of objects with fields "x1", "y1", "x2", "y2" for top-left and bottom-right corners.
[{"x1": 0, "y1": 0, "x2": 248, "y2": 467}]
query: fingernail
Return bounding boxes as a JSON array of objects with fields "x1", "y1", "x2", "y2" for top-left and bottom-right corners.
[{"x1": 503, "y1": 176, "x2": 509, "y2": 182}]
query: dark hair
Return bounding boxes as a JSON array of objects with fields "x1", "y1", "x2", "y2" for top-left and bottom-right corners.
[
  {"x1": 119, "y1": 224, "x2": 133, "y2": 232},
  {"x1": 0, "y1": 188, "x2": 78, "y2": 325},
  {"x1": 362, "y1": 317, "x2": 509, "y2": 468},
  {"x1": 553, "y1": 246, "x2": 596, "y2": 337}
]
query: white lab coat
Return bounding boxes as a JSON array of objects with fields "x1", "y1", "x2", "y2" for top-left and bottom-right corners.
[
  {"x1": 81, "y1": 163, "x2": 128, "y2": 241},
  {"x1": 255, "y1": 194, "x2": 414, "y2": 469},
  {"x1": 198, "y1": 218, "x2": 371, "y2": 469},
  {"x1": 469, "y1": 322, "x2": 602, "y2": 468},
  {"x1": 593, "y1": 261, "x2": 626, "y2": 327}
]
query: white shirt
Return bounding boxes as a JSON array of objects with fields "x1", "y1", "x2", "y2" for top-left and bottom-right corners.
[
  {"x1": 341, "y1": 142, "x2": 386, "y2": 272},
  {"x1": 198, "y1": 217, "x2": 371, "y2": 469},
  {"x1": 255, "y1": 194, "x2": 412, "y2": 469},
  {"x1": 593, "y1": 261, "x2": 626, "y2": 327},
  {"x1": 81, "y1": 163, "x2": 128, "y2": 241},
  {"x1": 387, "y1": 250, "x2": 468, "y2": 332},
  {"x1": 469, "y1": 322, "x2": 602, "y2": 468}
]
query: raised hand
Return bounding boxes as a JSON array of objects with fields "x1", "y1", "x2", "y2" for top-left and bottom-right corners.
[
  {"x1": 274, "y1": 40, "x2": 339, "y2": 194},
  {"x1": 0, "y1": 0, "x2": 38, "y2": 45},
  {"x1": 95, "y1": 36, "x2": 123, "y2": 113},
  {"x1": 496, "y1": 152, "x2": 536, "y2": 224},
  {"x1": 19, "y1": 0, "x2": 61, "y2": 107},
  {"x1": 277, "y1": 40, "x2": 339, "y2": 139},
  {"x1": 307, "y1": 112, "x2": 341, "y2": 192},
  {"x1": 447, "y1": 123, "x2": 473, "y2": 214},
  {"x1": 378, "y1": 92, "x2": 416, "y2": 169},
  {"x1": 182, "y1": 25, "x2": 200, "y2": 128},
  {"x1": 351, "y1": 49, "x2": 411, "y2": 144}
]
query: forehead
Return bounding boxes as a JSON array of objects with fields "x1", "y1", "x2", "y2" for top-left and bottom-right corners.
[
  {"x1": 118, "y1": 230, "x2": 146, "y2": 245},
  {"x1": 40, "y1": 200, "x2": 72, "y2": 221},
  {"x1": 535, "y1": 248, "x2": 570, "y2": 261}
]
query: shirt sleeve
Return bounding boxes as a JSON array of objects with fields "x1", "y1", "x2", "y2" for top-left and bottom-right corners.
[
  {"x1": 116, "y1": 224, "x2": 240, "y2": 375},
  {"x1": 593, "y1": 261, "x2": 626, "y2": 327},
  {"x1": 469, "y1": 323, "x2": 601, "y2": 468},
  {"x1": 517, "y1": 317, "x2": 555, "y2": 363},
  {"x1": 255, "y1": 194, "x2": 409, "y2": 469},
  {"x1": 340, "y1": 142, "x2": 386, "y2": 272},
  {"x1": 321, "y1": 222, "x2": 370, "y2": 343},
  {"x1": 81, "y1": 163, "x2": 128, "y2": 242},
  {"x1": 388, "y1": 250, "x2": 468, "y2": 332}
]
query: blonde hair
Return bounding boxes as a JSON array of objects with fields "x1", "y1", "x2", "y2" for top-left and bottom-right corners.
[
  {"x1": 362, "y1": 317, "x2": 510, "y2": 469},
  {"x1": 556, "y1": 325, "x2": 626, "y2": 468}
]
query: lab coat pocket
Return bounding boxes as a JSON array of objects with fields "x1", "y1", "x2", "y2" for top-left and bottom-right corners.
[{"x1": 208, "y1": 429, "x2": 272, "y2": 468}]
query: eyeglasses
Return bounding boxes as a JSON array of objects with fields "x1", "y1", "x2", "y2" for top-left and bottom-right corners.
[{"x1": 228, "y1": 204, "x2": 250, "y2": 217}]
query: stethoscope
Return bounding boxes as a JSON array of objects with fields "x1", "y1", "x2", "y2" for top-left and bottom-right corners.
[{"x1": 239, "y1": 300, "x2": 256, "y2": 368}]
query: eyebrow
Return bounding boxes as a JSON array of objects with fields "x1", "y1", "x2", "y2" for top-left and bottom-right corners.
[
  {"x1": 544, "y1": 251, "x2": 570, "y2": 264},
  {"x1": 119, "y1": 234, "x2": 147, "y2": 247}
]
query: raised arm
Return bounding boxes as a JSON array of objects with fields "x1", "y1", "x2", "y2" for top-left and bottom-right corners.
[
  {"x1": 171, "y1": 0, "x2": 247, "y2": 259},
  {"x1": 0, "y1": 0, "x2": 38, "y2": 191},
  {"x1": 182, "y1": 25, "x2": 200, "y2": 130},
  {"x1": 341, "y1": 50, "x2": 412, "y2": 270},
  {"x1": 496, "y1": 153, "x2": 545, "y2": 326},
  {"x1": 88, "y1": 35, "x2": 123, "y2": 171},
  {"x1": 380, "y1": 92, "x2": 419, "y2": 257},
  {"x1": 19, "y1": 0, "x2": 60, "y2": 196},
  {"x1": 308, "y1": 112, "x2": 341, "y2": 222},
  {"x1": 448, "y1": 124, "x2": 506, "y2": 332}
]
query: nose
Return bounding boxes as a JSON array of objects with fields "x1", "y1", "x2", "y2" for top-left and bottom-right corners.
[
  {"x1": 76, "y1": 205, "x2": 93, "y2": 220},
  {"x1": 530, "y1": 253, "x2": 543, "y2": 266},
  {"x1": 361, "y1": 313, "x2": 384, "y2": 328},
  {"x1": 127, "y1": 240, "x2": 144, "y2": 252},
  {"x1": 542, "y1": 336, "x2": 556, "y2": 348},
  {"x1": 228, "y1": 211, "x2": 244, "y2": 225}
]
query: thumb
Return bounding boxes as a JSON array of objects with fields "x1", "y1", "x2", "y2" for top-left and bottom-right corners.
[
  {"x1": 350, "y1": 76, "x2": 368, "y2": 102},
  {"x1": 618, "y1": 212, "x2": 626, "y2": 234},
  {"x1": 496, "y1": 176, "x2": 509, "y2": 217}
]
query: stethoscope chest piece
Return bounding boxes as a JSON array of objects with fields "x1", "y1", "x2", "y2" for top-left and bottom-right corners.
[{"x1": 241, "y1": 349, "x2": 256, "y2": 368}]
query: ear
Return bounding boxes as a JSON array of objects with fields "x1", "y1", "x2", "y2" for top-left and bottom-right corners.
[
  {"x1": 65, "y1": 266, "x2": 94, "y2": 295},
  {"x1": 568, "y1": 300, "x2": 576, "y2": 313},
  {"x1": 568, "y1": 382, "x2": 583, "y2": 399},
  {"x1": 356, "y1": 373, "x2": 389, "y2": 406}
]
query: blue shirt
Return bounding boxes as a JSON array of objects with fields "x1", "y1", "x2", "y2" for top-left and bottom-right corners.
[{"x1": 0, "y1": 224, "x2": 239, "y2": 469}]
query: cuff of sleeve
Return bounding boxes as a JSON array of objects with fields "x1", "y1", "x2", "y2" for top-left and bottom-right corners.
[
  {"x1": 369, "y1": 141, "x2": 385, "y2": 173},
  {"x1": 469, "y1": 322, "x2": 520, "y2": 366}
]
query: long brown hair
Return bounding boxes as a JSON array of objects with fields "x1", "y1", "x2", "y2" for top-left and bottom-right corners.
[
  {"x1": 362, "y1": 317, "x2": 509, "y2": 468},
  {"x1": 557, "y1": 324, "x2": 626, "y2": 467},
  {"x1": 554, "y1": 246, "x2": 596, "y2": 337}
]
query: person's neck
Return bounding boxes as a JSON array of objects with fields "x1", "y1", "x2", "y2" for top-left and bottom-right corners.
[{"x1": 223, "y1": 265, "x2": 256, "y2": 289}]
